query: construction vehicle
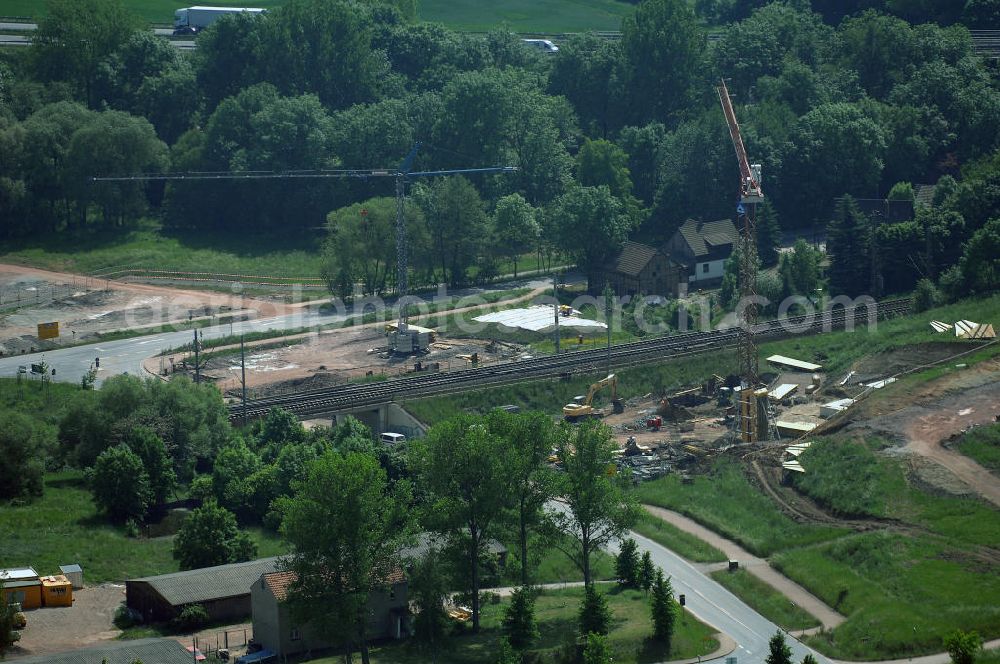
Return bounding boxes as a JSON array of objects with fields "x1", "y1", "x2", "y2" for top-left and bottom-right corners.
[
  {"x1": 646, "y1": 416, "x2": 662, "y2": 431},
  {"x1": 563, "y1": 374, "x2": 625, "y2": 420}
]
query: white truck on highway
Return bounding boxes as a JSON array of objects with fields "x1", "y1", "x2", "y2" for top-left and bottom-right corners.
[{"x1": 172, "y1": 6, "x2": 266, "y2": 35}]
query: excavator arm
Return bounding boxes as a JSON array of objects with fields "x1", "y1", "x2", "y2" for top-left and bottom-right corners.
[{"x1": 563, "y1": 374, "x2": 620, "y2": 419}]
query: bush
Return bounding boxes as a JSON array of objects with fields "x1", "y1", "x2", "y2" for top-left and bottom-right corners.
[
  {"x1": 615, "y1": 538, "x2": 640, "y2": 587},
  {"x1": 578, "y1": 585, "x2": 610, "y2": 637},
  {"x1": 913, "y1": 278, "x2": 943, "y2": 313},
  {"x1": 172, "y1": 500, "x2": 257, "y2": 570},
  {"x1": 91, "y1": 445, "x2": 152, "y2": 523},
  {"x1": 502, "y1": 586, "x2": 538, "y2": 650},
  {"x1": 171, "y1": 604, "x2": 209, "y2": 633},
  {"x1": 113, "y1": 604, "x2": 139, "y2": 629}
]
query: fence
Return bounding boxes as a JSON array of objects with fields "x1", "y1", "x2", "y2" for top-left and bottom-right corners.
[{"x1": 184, "y1": 625, "x2": 253, "y2": 660}]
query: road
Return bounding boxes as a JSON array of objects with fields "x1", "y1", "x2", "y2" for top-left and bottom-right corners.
[
  {"x1": 621, "y1": 532, "x2": 830, "y2": 663},
  {"x1": 0, "y1": 25, "x2": 191, "y2": 49},
  {"x1": 0, "y1": 277, "x2": 557, "y2": 386}
]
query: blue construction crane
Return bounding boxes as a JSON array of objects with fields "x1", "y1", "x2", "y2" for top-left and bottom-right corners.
[{"x1": 93, "y1": 143, "x2": 518, "y2": 353}]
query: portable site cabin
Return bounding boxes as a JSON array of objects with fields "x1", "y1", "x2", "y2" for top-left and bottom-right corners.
[
  {"x1": 41, "y1": 574, "x2": 73, "y2": 607},
  {"x1": 0, "y1": 567, "x2": 42, "y2": 610}
]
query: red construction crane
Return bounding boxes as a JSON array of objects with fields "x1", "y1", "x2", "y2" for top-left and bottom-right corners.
[{"x1": 717, "y1": 79, "x2": 767, "y2": 443}]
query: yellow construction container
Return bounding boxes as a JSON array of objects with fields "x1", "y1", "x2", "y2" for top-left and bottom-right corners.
[
  {"x1": 41, "y1": 574, "x2": 73, "y2": 607},
  {"x1": 0, "y1": 568, "x2": 42, "y2": 610}
]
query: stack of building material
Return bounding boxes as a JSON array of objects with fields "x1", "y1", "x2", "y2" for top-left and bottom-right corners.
[
  {"x1": 954, "y1": 320, "x2": 996, "y2": 339},
  {"x1": 930, "y1": 320, "x2": 952, "y2": 333},
  {"x1": 768, "y1": 383, "x2": 798, "y2": 401},
  {"x1": 820, "y1": 398, "x2": 855, "y2": 418},
  {"x1": 782, "y1": 441, "x2": 813, "y2": 473}
]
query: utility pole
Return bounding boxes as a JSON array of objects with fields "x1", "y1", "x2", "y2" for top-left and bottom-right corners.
[
  {"x1": 240, "y1": 335, "x2": 247, "y2": 425},
  {"x1": 553, "y1": 274, "x2": 560, "y2": 354},
  {"x1": 193, "y1": 328, "x2": 201, "y2": 384},
  {"x1": 604, "y1": 282, "x2": 613, "y2": 376}
]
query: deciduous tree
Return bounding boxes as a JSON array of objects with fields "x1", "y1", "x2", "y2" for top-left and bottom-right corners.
[
  {"x1": 173, "y1": 500, "x2": 256, "y2": 570},
  {"x1": 281, "y1": 450, "x2": 411, "y2": 664},
  {"x1": 550, "y1": 420, "x2": 638, "y2": 586},
  {"x1": 91, "y1": 444, "x2": 151, "y2": 523},
  {"x1": 410, "y1": 415, "x2": 511, "y2": 632}
]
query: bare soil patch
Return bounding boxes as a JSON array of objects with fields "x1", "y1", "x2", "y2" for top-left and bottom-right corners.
[
  {"x1": 0, "y1": 263, "x2": 294, "y2": 355},
  {"x1": 5, "y1": 584, "x2": 124, "y2": 658}
]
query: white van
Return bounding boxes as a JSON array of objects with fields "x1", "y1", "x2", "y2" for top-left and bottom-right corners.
[
  {"x1": 380, "y1": 432, "x2": 406, "y2": 445},
  {"x1": 522, "y1": 39, "x2": 559, "y2": 53}
]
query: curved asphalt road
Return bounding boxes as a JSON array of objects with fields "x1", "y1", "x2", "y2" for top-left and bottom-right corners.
[
  {"x1": 0, "y1": 278, "x2": 556, "y2": 386},
  {"x1": 624, "y1": 532, "x2": 829, "y2": 663}
]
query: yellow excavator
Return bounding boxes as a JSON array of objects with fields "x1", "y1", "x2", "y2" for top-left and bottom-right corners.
[{"x1": 563, "y1": 374, "x2": 625, "y2": 420}]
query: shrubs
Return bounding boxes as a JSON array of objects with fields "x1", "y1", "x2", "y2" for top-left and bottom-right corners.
[
  {"x1": 171, "y1": 604, "x2": 209, "y2": 633},
  {"x1": 615, "y1": 538, "x2": 640, "y2": 588},
  {"x1": 578, "y1": 585, "x2": 610, "y2": 637},
  {"x1": 793, "y1": 440, "x2": 891, "y2": 518},
  {"x1": 502, "y1": 586, "x2": 538, "y2": 650},
  {"x1": 172, "y1": 500, "x2": 257, "y2": 570}
]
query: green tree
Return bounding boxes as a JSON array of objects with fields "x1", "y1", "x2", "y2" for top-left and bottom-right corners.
[
  {"x1": 30, "y1": 0, "x2": 142, "y2": 107},
  {"x1": 826, "y1": 195, "x2": 872, "y2": 297},
  {"x1": 494, "y1": 637, "x2": 519, "y2": 664},
  {"x1": 944, "y1": 629, "x2": 982, "y2": 664},
  {"x1": 502, "y1": 586, "x2": 539, "y2": 650},
  {"x1": 91, "y1": 444, "x2": 151, "y2": 523},
  {"x1": 0, "y1": 580, "x2": 21, "y2": 653},
  {"x1": 620, "y1": 0, "x2": 704, "y2": 125},
  {"x1": 212, "y1": 441, "x2": 262, "y2": 519},
  {"x1": 957, "y1": 217, "x2": 1000, "y2": 294},
  {"x1": 554, "y1": 186, "x2": 634, "y2": 292},
  {"x1": 121, "y1": 426, "x2": 176, "y2": 506},
  {"x1": 547, "y1": 33, "x2": 625, "y2": 137},
  {"x1": 280, "y1": 450, "x2": 411, "y2": 664},
  {"x1": 408, "y1": 545, "x2": 450, "y2": 653},
  {"x1": 323, "y1": 197, "x2": 403, "y2": 296},
  {"x1": 493, "y1": 194, "x2": 540, "y2": 279},
  {"x1": 779, "y1": 239, "x2": 821, "y2": 297},
  {"x1": 551, "y1": 420, "x2": 638, "y2": 586},
  {"x1": 578, "y1": 585, "x2": 611, "y2": 637},
  {"x1": 410, "y1": 415, "x2": 511, "y2": 632},
  {"x1": 756, "y1": 200, "x2": 782, "y2": 268},
  {"x1": 618, "y1": 123, "x2": 667, "y2": 206},
  {"x1": 616, "y1": 538, "x2": 641, "y2": 588},
  {"x1": 486, "y1": 410, "x2": 557, "y2": 586},
  {"x1": 419, "y1": 176, "x2": 489, "y2": 287},
  {"x1": 0, "y1": 410, "x2": 50, "y2": 501},
  {"x1": 888, "y1": 181, "x2": 915, "y2": 201},
  {"x1": 781, "y1": 104, "x2": 888, "y2": 225},
  {"x1": 766, "y1": 631, "x2": 794, "y2": 664},
  {"x1": 801, "y1": 655, "x2": 820, "y2": 664},
  {"x1": 173, "y1": 500, "x2": 256, "y2": 570},
  {"x1": 577, "y1": 138, "x2": 633, "y2": 201},
  {"x1": 913, "y1": 278, "x2": 943, "y2": 313},
  {"x1": 650, "y1": 568, "x2": 676, "y2": 645},
  {"x1": 640, "y1": 551, "x2": 655, "y2": 593},
  {"x1": 582, "y1": 632, "x2": 613, "y2": 664}
]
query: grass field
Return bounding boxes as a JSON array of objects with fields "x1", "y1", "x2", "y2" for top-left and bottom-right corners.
[
  {"x1": 955, "y1": 422, "x2": 1000, "y2": 475},
  {"x1": 0, "y1": 471, "x2": 285, "y2": 583},
  {"x1": 632, "y1": 512, "x2": 727, "y2": 563},
  {"x1": 633, "y1": 458, "x2": 848, "y2": 557},
  {"x1": 2, "y1": 0, "x2": 631, "y2": 32},
  {"x1": 774, "y1": 532, "x2": 1000, "y2": 660},
  {"x1": 311, "y1": 585, "x2": 718, "y2": 664},
  {"x1": 708, "y1": 569, "x2": 820, "y2": 632}
]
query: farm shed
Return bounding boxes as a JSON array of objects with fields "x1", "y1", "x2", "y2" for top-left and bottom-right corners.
[{"x1": 127, "y1": 557, "x2": 282, "y2": 624}]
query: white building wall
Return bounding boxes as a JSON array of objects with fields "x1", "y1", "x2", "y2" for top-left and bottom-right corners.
[{"x1": 688, "y1": 259, "x2": 726, "y2": 283}]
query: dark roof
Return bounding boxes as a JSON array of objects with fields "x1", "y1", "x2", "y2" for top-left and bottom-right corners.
[
  {"x1": 676, "y1": 219, "x2": 738, "y2": 258},
  {"x1": 263, "y1": 567, "x2": 406, "y2": 602},
  {"x1": 13, "y1": 638, "x2": 193, "y2": 664},
  {"x1": 608, "y1": 241, "x2": 659, "y2": 277},
  {"x1": 130, "y1": 557, "x2": 282, "y2": 606},
  {"x1": 838, "y1": 197, "x2": 914, "y2": 223},
  {"x1": 914, "y1": 184, "x2": 936, "y2": 207}
]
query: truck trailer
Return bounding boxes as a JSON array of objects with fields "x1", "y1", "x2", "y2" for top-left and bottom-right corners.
[{"x1": 173, "y1": 6, "x2": 266, "y2": 35}]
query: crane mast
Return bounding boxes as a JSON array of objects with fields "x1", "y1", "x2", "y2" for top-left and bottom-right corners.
[{"x1": 717, "y1": 79, "x2": 766, "y2": 443}]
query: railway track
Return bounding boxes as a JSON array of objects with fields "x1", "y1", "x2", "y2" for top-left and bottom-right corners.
[{"x1": 227, "y1": 298, "x2": 911, "y2": 422}]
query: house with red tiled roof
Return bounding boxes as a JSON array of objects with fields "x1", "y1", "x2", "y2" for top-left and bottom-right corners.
[{"x1": 250, "y1": 568, "x2": 409, "y2": 659}]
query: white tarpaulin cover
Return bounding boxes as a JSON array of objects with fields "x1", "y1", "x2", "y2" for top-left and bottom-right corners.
[{"x1": 473, "y1": 305, "x2": 607, "y2": 332}]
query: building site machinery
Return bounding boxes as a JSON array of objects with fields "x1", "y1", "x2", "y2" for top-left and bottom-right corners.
[{"x1": 563, "y1": 373, "x2": 625, "y2": 420}]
